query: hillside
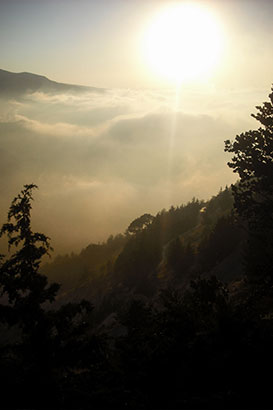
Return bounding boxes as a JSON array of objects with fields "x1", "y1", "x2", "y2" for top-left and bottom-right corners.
[
  {"x1": 43, "y1": 186, "x2": 244, "y2": 317},
  {"x1": 0, "y1": 68, "x2": 104, "y2": 96},
  {"x1": 1, "y1": 84, "x2": 273, "y2": 408}
]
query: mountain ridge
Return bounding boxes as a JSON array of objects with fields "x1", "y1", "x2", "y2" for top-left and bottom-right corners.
[{"x1": 0, "y1": 68, "x2": 104, "y2": 96}]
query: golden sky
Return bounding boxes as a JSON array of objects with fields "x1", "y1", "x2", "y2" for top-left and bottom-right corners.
[{"x1": 1, "y1": 0, "x2": 272, "y2": 89}]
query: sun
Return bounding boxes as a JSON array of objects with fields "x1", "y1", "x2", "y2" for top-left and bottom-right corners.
[{"x1": 142, "y1": 3, "x2": 224, "y2": 85}]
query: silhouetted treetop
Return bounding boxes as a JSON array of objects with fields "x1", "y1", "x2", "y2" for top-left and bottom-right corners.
[
  {"x1": 224, "y1": 86, "x2": 273, "y2": 226},
  {"x1": 0, "y1": 184, "x2": 60, "y2": 327},
  {"x1": 225, "y1": 86, "x2": 273, "y2": 283},
  {"x1": 127, "y1": 213, "x2": 155, "y2": 235}
]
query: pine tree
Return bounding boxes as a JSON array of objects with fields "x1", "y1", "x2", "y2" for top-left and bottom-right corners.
[
  {"x1": 224, "y1": 87, "x2": 273, "y2": 228},
  {"x1": 225, "y1": 87, "x2": 273, "y2": 283},
  {"x1": 0, "y1": 184, "x2": 60, "y2": 329}
]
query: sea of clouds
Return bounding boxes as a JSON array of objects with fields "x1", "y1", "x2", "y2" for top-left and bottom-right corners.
[{"x1": 0, "y1": 85, "x2": 266, "y2": 254}]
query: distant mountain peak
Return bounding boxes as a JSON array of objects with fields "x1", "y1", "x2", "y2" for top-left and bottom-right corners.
[{"x1": 0, "y1": 68, "x2": 104, "y2": 96}]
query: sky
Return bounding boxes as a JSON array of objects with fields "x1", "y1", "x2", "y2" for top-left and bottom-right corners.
[
  {"x1": 0, "y1": 0, "x2": 272, "y2": 255},
  {"x1": 1, "y1": 0, "x2": 273, "y2": 88}
]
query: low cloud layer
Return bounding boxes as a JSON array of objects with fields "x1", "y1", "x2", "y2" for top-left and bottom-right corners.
[{"x1": 0, "y1": 86, "x2": 267, "y2": 254}]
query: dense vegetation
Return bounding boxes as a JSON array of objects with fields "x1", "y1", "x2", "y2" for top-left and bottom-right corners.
[{"x1": 0, "y1": 87, "x2": 272, "y2": 408}]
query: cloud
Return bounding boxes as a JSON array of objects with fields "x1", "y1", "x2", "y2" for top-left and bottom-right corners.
[
  {"x1": 14, "y1": 114, "x2": 100, "y2": 138},
  {"x1": 0, "y1": 86, "x2": 264, "y2": 254}
]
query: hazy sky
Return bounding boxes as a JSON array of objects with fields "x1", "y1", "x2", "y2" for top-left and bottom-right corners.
[
  {"x1": 1, "y1": 0, "x2": 272, "y2": 88},
  {"x1": 0, "y1": 0, "x2": 272, "y2": 255}
]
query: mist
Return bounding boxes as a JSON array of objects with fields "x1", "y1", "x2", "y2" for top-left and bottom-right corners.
[{"x1": 0, "y1": 84, "x2": 266, "y2": 254}]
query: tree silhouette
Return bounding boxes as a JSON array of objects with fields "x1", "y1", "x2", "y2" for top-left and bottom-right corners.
[
  {"x1": 166, "y1": 237, "x2": 194, "y2": 279},
  {"x1": 0, "y1": 184, "x2": 60, "y2": 329},
  {"x1": 0, "y1": 185, "x2": 100, "y2": 408},
  {"x1": 127, "y1": 213, "x2": 155, "y2": 235},
  {"x1": 225, "y1": 87, "x2": 273, "y2": 283},
  {"x1": 224, "y1": 87, "x2": 273, "y2": 227}
]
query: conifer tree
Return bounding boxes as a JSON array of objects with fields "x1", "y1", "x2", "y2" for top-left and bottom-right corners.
[
  {"x1": 225, "y1": 87, "x2": 273, "y2": 282},
  {"x1": 224, "y1": 87, "x2": 273, "y2": 227},
  {"x1": 0, "y1": 184, "x2": 60, "y2": 329}
]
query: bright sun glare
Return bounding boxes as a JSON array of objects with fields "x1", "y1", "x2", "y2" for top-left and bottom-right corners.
[{"x1": 143, "y1": 3, "x2": 224, "y2": 85}]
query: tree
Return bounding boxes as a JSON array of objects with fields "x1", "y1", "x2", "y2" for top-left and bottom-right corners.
[
  {"x1": 166, "y1": 237, "x2": 194, "y2": 279},
  {"x1": 127, "y1": 213, "x2": 155, "y2": 235},
  {"x1": 0, "y1": 185, "x2": 99, "y2": 408},
  {"x1": 224, "y1": 87, "x2": 273, "y2": 227},
  {"x1": 0, "y1": 184, "x2": 60, "y2": 329},
  {"x1": 224, "y1": 87, "x2": 273, "y2": 282}
]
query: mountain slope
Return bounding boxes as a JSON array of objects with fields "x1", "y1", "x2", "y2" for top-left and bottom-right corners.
[
  {"x1": 43, "y1": 186, "x2": 244, "y2": 312},
  {"x1": 0, "y1": 68, "x2": 104, "y2": 96}
]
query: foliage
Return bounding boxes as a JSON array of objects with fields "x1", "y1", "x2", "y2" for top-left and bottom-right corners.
[
  {"x1": 0, "y1": 184, "x2": 60, "y2": 328},
  {"x1": 41, "y1": 190, "x2": 237, "y2": 310},
  {"x1": 2, "y1": 88, "x2": 273, "y2": 408},
  {"x1": 197, "y1": 213, "x2": 243, "y2": 274},
  {"x1": 127, "y1": 213, "x2": 155, "y2": 235},
  {"x1": 225, "y1": 87, "x2": 273, "y2": 282},
  {"x1": 224, "y1": 87, "x2": 273, "y2": 227},
  {"x1": 165, "y1": 237, "x2": 194, "y2": 279},
  {"x1": 113, "y1": 278, "x2": 273, "y2": 409}
]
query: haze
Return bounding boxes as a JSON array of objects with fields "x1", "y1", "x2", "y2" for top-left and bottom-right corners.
[{"x1": 0, "y1": 0, "x2": 272, "y2": 254}]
